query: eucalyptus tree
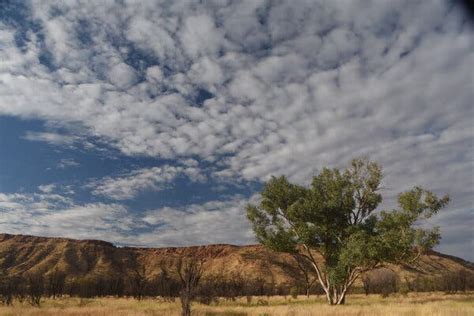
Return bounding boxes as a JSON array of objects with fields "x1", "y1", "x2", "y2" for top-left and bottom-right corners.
[{"x1": 246, "y1": 158, "x2": 449, "y2": 305}]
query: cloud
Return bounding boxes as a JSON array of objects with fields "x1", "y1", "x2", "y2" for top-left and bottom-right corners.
[
  {"x1": 0, "y1": 191, "x2": 73, "y2": 211},
  {"x1": 90, "y1": 164, "x2": 206, "y2": 200},
  {"x1": 0, "y1": 190, "x2": 256, "y2": 248},
  {"x1": 57, "y1": 158, "x2": 80, "y2": 169},
  {"x1": 427, "y1": 208, "x2": 474, "y2": 258},
  {"x1": 107, "y1": 62, "x2": 138, "y2": 89},
  {"x1": 0, "y1": 1, "x2": 472, "y2": 259},
  {"x1": 137, "y1": 195, "x2": 258, "y2": 247},
  {"x1": 38, "y1": 183, "x2": 56, "y2": 193},
  {"x1": 0, "y1": 191, "x2": 135, "y2": 242},
  {"x1": 23, "y1": 131, "x2": 78, "y2": 147},
  {"x1": 22, "y1": 131, "x2": 96, "y2": 150},
  {"x1": 179, "y1": 14, "x2": 228, "y2": 59},
  {"x1": 1, "y1": 1, "x2": 469, "y2": 182}
]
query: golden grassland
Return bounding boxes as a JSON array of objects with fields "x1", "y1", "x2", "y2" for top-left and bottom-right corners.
[{"x1": 0, "y1": 292, "x2": 472, "y2": 316}]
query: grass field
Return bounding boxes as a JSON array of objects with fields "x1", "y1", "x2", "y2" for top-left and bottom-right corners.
[{"x1": 0, "y1": 292, "x2": 472, "y2": 316}]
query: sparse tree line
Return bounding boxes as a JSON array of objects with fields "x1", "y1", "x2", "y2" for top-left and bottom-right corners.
[
  {"x1": 0, "y1": 268, "x2": 313, "y2": 305},
  {"x1": 1, "y1": 264, "x2": 472, "y2": 307},
  {"x1": 0, "y1": 255, "x2": 319, "y2": 314},
  {"x1": 360, "y1": 268, "x2": 474, "y2": 297}
]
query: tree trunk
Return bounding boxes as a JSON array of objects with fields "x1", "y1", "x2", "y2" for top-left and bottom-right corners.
[
  {"x1": 324, "y1": 288, "x2": 332, "y2": 305},
  {"x1": 180, "y1": 292, "x2": 191, "y2": 316},
  {"x1": 322, "y1": 285, "x2": 348, "y2": 305},
  {"x1": 336, "y1": 291, "x2": 347, "y2": 305}
]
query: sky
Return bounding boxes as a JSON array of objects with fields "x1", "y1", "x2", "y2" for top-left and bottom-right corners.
[{"x1": 0, "y1": 0, "x2": 473, "y2": 260}]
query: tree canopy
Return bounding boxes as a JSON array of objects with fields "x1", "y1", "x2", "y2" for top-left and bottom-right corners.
[{"x1": 246, "y1": 158, "x2": 449, "y2": 305}]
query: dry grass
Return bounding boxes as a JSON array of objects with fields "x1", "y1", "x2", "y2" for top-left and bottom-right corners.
[{"x1": 0, "y1": 293, "x2": 472, "y2": 316}]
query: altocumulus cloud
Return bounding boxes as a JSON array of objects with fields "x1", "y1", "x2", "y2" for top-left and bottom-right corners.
[
  {"x1": 138, "y1": 195, "x2": 258, "y2": 247},
  {"x1": 0, "y1": 192, "x2": 137, "y2": 243},
  {"x1": 0, "y1": 191, "x2": 254, "y2": 248},
  {"x1": 89, "y1": 163, "x2": 206, "y2": 200},
  {"x1": 0, "y1": 1, "x2": 472, "y2": 258}
]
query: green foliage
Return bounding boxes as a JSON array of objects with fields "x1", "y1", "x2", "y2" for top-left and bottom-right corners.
[{"x1": 246, "y1": 158, "x2": 449, "y2": 304}]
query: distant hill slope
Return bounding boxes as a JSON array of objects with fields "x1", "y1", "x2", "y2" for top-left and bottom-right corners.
[{"x1": 0, "y1": 233, "x2": 472, "y2": 287}]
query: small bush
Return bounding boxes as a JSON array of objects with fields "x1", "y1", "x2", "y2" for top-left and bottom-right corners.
[
  {"x1": 399, "y1": 283, "x2": 410, "y2": 296},
  {"x1": 290, "y1": 286, "x2": 298, "y2": 299}
]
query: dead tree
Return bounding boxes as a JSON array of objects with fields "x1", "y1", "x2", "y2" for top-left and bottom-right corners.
[
  {"x1": 157, "y1": 268, "x2": 179, "y2": 301},
  {"x1": 109, "y1": 274, "x2": 125, "y2": 297},
  {"x1": 130, "y1": 265, "x2": 148, "y2": 300},
  {"x1": 292, "y1": 254, "x2": 318, "y2": 298},
  {"x1": 0, "y1": 275, "x2": 16, "y2": 306},
  {"x1": 361, "y1": 268, "x2": 399, "y2": 297},
  {"x1": 25, "y1": 273, "x2": 44, "y2": 307},
  {"x1": 176, "y1": 257, "x2": 204, "y2": 316},
  {"x1": 46, "y1": 269, "x2": 66, "y2": 298}
]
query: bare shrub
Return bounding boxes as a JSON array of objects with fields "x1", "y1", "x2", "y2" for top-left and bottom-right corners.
[
  {"x1": 440, "y1": 269, "x2": 474, "y2": 293},
  {"x1": 361, "y1": 268, "x2": 399, "y2": 297},
  {"x1": 25, "y1": 273, "x2": 44, "y2": 307},
  {"x1": 0, "y1": 275, "x2": 17, "y2": 305},
  {"x1": 175, "y1": 257, "x2": 204, "y2": 316},
  {"x1": 45, "y1": 269, "x2": 66, "y2": 298},
  {"x1": 129, "y1": 266, "x2": 148, "y2": 300}
]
